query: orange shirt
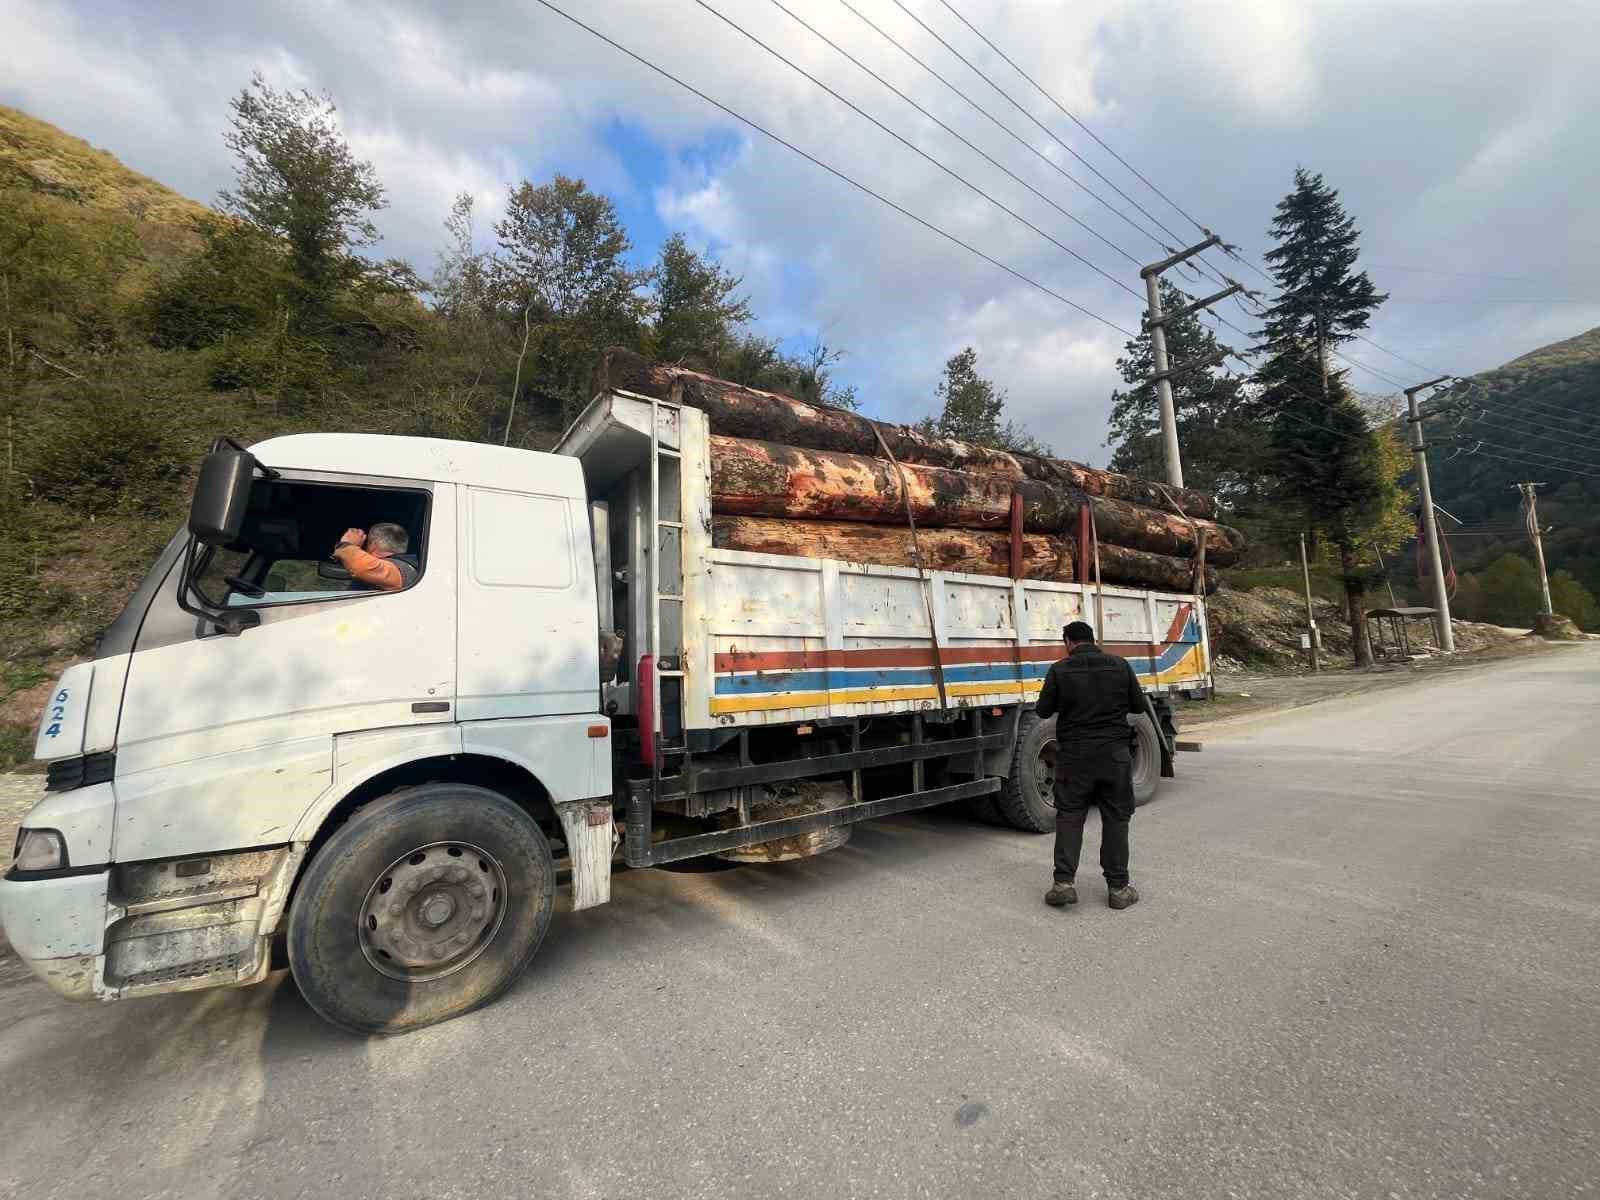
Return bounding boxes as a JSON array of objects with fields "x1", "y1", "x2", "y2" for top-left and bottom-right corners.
[{"x1": 333, "y1": 544, "x2": 405, "y2": 591}]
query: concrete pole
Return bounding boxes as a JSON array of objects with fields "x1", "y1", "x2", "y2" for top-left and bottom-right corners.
[
  {"x1": 1145, "y1": 272, "x2": 1182, "y2": 489},
  {"x1": 1519, "y1": 483, "x2": 1554, "y2": 615},
  {"x1": 1406, "y1": 379, "x2": 1455, "y2": 652},
  {"x1": 1299, "y1": 532, "x2": 1320, "y2": 673},
  {"x1": 1139, "y1": 235, "x2": 1228, "y2": 492}
]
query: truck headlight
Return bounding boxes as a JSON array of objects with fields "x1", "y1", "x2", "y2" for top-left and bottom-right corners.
[{"x1": 12, "y1": 828, "x2": 68, "y2": 872}]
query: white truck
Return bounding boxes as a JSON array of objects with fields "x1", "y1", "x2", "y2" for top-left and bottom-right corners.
[{"x1": 0, "y1": 390, "x2": 1211, "y2": 1033}]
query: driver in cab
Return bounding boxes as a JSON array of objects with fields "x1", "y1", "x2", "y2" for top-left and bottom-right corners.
[{"x1": 332, "y1": 523, "x2": 417, "y2": 592}]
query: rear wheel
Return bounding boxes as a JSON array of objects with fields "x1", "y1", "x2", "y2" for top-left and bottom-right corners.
[
  {"x1": 996, "y1": 712, "x2": 1056, "y2": 833},
  {"x1": 287, "y1": 783, "x2": 555, "y2": 1035},
  {"x1": 1130, "y1": 713, "x2": 1160, "y2": 806}
]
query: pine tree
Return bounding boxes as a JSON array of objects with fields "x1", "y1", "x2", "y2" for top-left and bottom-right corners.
[
  {"x1": 1106, "y1": 279, "x2": 1261, "y2": 498},
  {"x1": 1257, "y1": 169, "x2": 1390, "y2": 667}
]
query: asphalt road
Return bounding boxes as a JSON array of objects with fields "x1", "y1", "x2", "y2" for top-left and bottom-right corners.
[{"x1": 1, "y1": 645, "x2": 1596, "y2": 1199}]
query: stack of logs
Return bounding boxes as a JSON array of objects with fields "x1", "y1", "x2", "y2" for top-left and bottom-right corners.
[{"x1": 592, "y1": 348, "x2": 1243, "y2": 594}]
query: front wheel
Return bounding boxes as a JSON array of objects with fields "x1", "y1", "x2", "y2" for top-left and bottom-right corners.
[{"x1": 287, "y1": 783, "x2": 555, "y2": 1035}]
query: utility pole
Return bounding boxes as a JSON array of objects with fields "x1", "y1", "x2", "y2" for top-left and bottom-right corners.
[
  {"x1": 1141, "y1": 235, "x2": 1243, "y2": 488},
  {"x1": 1405, "y1": 377, "x2": 1455, "y2": 652},
  {"x1": 1515, "y1": 482, "x2": 1553, "y2": 614},
  {"x1": 1299, "y1": 532, "x2": 1320, "y2": 672}
]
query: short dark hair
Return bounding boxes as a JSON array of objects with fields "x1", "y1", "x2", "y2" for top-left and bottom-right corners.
[
  {"x1": 368, "y1": 522, "x2": 409, "y2": 554},
  {"x1": 1063, "y1": 621, "x2": 1095, "y2": 644}
]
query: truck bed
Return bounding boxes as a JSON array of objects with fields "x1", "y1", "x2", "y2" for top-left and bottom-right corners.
[
  {"x1": 559, "y1": 390, "x2": 1212, "y2": 737},
  {"x1": 692, "y1": 548, "x2": 1208, "y2": 728}
]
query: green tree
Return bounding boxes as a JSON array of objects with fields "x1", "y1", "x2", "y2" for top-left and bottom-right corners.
[
  {"x1": 431, "y1": 193, "x2": 495, "y2": 325},
  {"x1": 219, "y1": 74, "x2": 387, "y2": 312},
  {"x1": 918, "y1": 346, "x2": 1045, "y2": 453},
  {"x1": 651, "y1": 233, "x2": 751, "y2": 368},
  {"x1": 1477, "y1": 553, "x2": 1545, "y2": 626},
  {"x1": 493, "y1": 175, "x2": 652, "y2": 431},
  {"x1": 1106, "y1": 279, "x2": 1262, "y2": 497},
  {"x1": 718, "y1": 332, "x2": 861, "y2": 410},
  {"x1": 1549, "y1": 569, "x2": 1599, "y2": 630},
  {"x1": 1257, "y1": 168, "x2": 1390, "y2": 667}
]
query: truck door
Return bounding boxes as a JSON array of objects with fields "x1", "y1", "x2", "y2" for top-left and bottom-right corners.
[
  {"x1": 456, "y1": 485, "x2": 597, "y2": 720},
  {"x1": 111, "y1": 477, "x2": 457, "y2": 862}
]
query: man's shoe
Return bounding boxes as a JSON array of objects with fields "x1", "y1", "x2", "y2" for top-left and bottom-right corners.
[
  {"x1": 1108, "y1": 885, "x2": 1140, "y2": 910},
  {"x1": 1044, "y1": 882, "x2": 1078, "y2": 907}
]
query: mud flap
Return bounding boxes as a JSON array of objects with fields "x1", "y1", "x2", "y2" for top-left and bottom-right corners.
[
  {"x1": 1146, "y1": 695, "x2": 1177, "y2": 779},
  {"x1": 556, "y1": 798, "x2": 616, "y2": 911}
]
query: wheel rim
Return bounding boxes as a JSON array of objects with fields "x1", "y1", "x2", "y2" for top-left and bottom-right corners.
[
  {"x1": 358, "y1": 841, "x2": 509, "y2": 983},
  {"x1": 1033, "y1": 736, "x2": 1057, "y2": 803}
]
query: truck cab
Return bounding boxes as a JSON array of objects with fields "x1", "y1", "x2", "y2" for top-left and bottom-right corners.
[{"x1": 2, "y1": 434, "x2": 613, "y2": 1032}]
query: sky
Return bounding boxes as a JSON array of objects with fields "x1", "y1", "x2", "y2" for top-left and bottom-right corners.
[{"x1": 6, "y1": 0, "x2": 1600, "y2": 463}]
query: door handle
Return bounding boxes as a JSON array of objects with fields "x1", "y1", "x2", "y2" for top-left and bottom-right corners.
[{"x1": 412, "y1": 701, "x2": 451, "y2": 714}]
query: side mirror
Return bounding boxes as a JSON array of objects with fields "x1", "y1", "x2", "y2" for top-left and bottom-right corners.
[{"x1": 189, "y1": 448, "x2": 256, "y2": 546}]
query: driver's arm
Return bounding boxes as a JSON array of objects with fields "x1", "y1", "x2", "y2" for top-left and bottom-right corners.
[{"x1": 333, "y1": 529, "x2": 404, "y2": 591}]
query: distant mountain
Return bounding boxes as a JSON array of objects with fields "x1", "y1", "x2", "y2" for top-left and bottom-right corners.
[{"x1": 1422, "y1": 325, "x2": 1600, "y2": 599}]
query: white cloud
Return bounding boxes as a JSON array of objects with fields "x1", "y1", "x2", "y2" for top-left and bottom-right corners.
[{"x1": 3, "y1": 0, "x2": 1597, "y2": 462}]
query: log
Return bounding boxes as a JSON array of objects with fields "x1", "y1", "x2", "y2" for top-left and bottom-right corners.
[
  {"x1": 711, "y1": 515, "x2": 1217, "y2": 593},
  {"x1": 712, "y1": 515, "x2": 1073, "y2": 579},
  {"x1": 708, "y1": 435, "x2": 1243, "y2": 565},
  {"x1": 591, "y1": 346, "x2": 1218, "y2": 519},
  {"x1": 1094, "y1": 543, "x2": 1219, "y2": 594}
]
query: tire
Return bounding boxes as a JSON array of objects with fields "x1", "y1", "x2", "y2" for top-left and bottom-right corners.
[
  {"x1": 996, "y1": 712, "x2": 1057, "y2": 833},
  {"x1": 1129, "y1": 713, "x2": 1160, "y2": 807},
  {"x1": 287, "y1": 783, "x2": 556, "y2": 1035}
]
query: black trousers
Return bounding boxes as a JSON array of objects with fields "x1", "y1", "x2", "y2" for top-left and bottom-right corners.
[{"x1": 1053, "y1": 750, "x2": 1134, "y2": 887}]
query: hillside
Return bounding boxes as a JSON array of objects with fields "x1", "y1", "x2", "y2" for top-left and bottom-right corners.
[
  {"x1": 1400, "y1": 325, "x2": 1600, "y2": 617},
  {"x1": 0, "y1": 105, "x2": 211, "y2": 227}
]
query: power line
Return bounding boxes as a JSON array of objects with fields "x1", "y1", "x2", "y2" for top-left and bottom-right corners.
[
  {"x1": 690, "y1": 0, "x2": 1144, "y2": 301},
  {"x1": 934, "y1": 1, "x2": 1467, "y2": 391},
  {"x1": 886, "y1": 0, "x2": 1193, "y2": 250},
  {"x1": 936, "y1": 0, "x2": 1212, "y2": 239},
  {"x1": 1458, "y1": 445, "x2": 1600, "y2": 480},
  {"x1": 834, "y1": 0, "x2": 1167, "y2": 256},
  {"x1": 764, "y1": 0, "x2": 1141, "y2": 268},
  {"x1": 1464, "y1": 411, "x2": 1600, "y2": 455},
  {"x1": 526, "y1": 0, "x2": 1136, "y2": 337}
]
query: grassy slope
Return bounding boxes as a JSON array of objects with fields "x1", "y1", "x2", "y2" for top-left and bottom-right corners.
[
  {"x1": 0, "y1": 105, "x2": 210, "y2": 226},
  {"x1": 0, "y1": 109, "x2": 560, "y2": 765}
]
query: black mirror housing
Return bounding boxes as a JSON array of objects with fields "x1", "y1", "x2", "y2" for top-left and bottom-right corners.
[{"x1": 189, "y1": 448, "x2": 256, "y2": 546}]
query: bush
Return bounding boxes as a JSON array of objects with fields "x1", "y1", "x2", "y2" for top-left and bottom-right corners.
[
  {"x1": 22, "y1": 381, "x2": 192, "y2": 515},
  {"x1": 144, "y1": 218, "x2": 289, "y2": 350},
  {"x1": 200, "y1": 328, "x2": 329, "y2": 410}
]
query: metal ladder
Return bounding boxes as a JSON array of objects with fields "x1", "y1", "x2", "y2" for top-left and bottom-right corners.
[{"x1": 647, "y1": 395, "x2": 685, "y2": 780}]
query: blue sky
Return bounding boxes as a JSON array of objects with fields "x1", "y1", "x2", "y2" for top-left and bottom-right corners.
[{"x1": 6, "y1": 0, "x2": 1600, "y2": 464}]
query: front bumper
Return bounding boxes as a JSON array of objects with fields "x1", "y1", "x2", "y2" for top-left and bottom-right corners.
[
  {"x1": 0, "y1": 845, "x2": 299, "y2": 1002},
  {"x1": 0, "y1": 868, "x2": 108, "y2": 1000}
]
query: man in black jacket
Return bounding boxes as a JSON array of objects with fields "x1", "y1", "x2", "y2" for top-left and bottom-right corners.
[{"x1": 1034, "y1": 621, "x2": 1142, "y2": 911}]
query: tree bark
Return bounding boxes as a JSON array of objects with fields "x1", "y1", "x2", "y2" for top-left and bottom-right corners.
[
  {"x1": 1340, "y1": 543, "x2": 1374, "y2": 667},
  {"x1": 708, "y1": 435, "x2": 1243, "y2": 565},
  {"x1": 712, "y1": 515, "x2": 1073, "y2": 579},
  {"x1": 1096, "y1": 543, "x2": 1220, "y2": 594},
  {"x1": 711, "y1": 515, "x2": 1217, "y2": 593},
  {"x1": 592, "y1": 345, "x2": 1219, "y2": 519}
]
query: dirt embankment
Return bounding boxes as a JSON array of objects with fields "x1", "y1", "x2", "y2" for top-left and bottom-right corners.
[{"x1": 1205, "y1": 585, "x2": 1517, "y2": 672}]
